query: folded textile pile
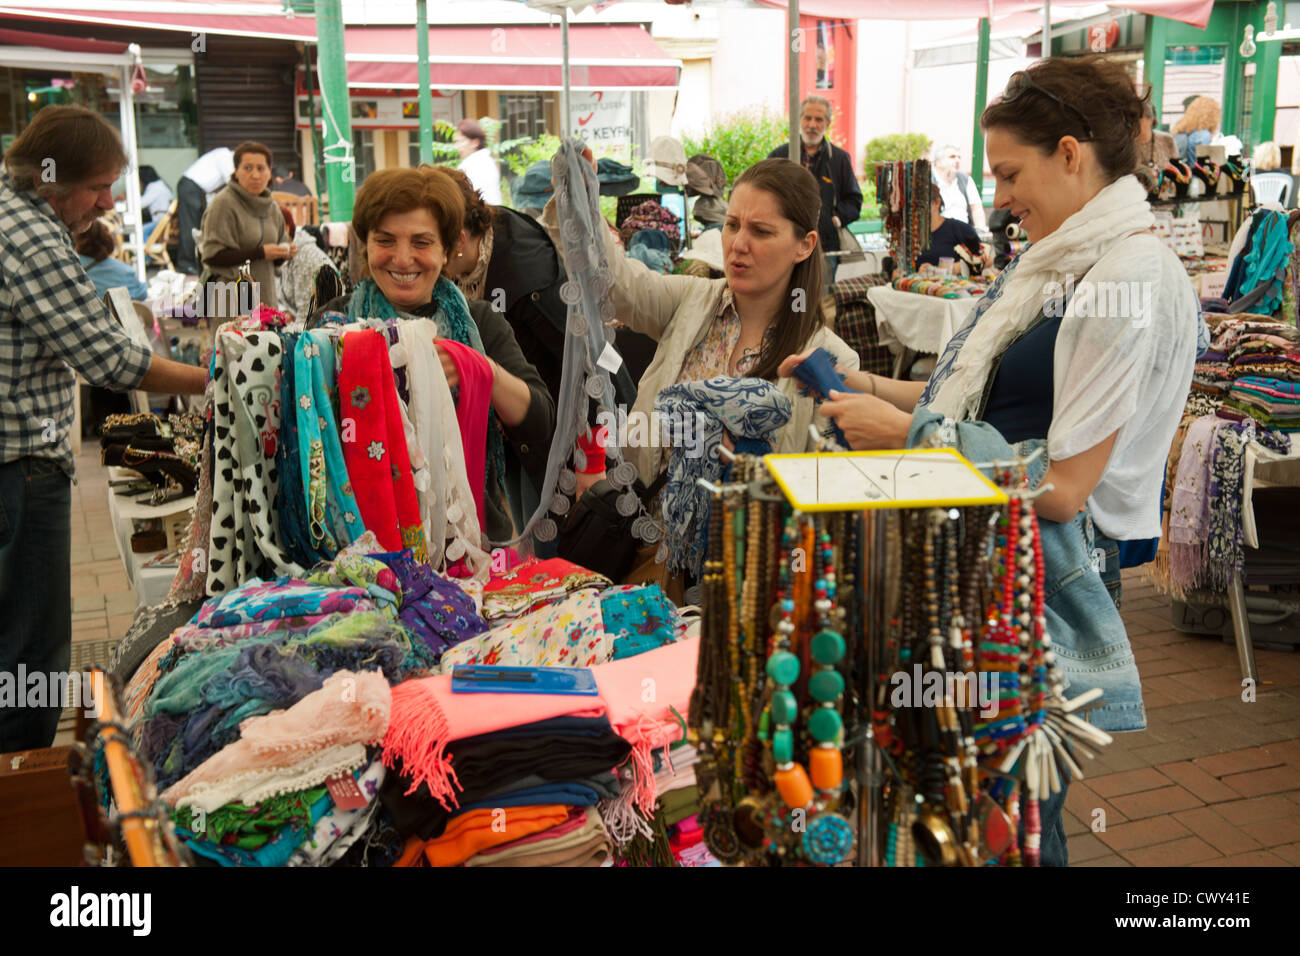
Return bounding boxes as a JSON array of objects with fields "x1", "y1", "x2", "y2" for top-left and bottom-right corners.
[
  {"x1": 380, "y1": 637, "x2": 698, "y2": 866},
  {"x1": 1223, "y1": 376, "x2": 1300, "y2": 430},
  {"x1": 165, "y1": 672, "x2": 394, "y2": 867}
]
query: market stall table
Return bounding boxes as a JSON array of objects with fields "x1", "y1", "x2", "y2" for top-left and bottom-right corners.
[
  {"x1": 866, "y1": 285, "x2": 979, "y2": 377},
  {"x1": 105, "y1": 467, "x2": 193, "y2": 607}
]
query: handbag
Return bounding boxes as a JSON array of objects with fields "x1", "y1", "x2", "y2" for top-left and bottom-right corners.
[
  {"x1": 836, "y1": 223, "x2": 866, "y2": 264},
  {"x1": 556, "y1": 470, "x2": 668, "y2": 582}
]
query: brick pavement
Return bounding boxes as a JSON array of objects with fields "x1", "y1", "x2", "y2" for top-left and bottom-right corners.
[
  {"x1": 59, "y1": 447, "x2": 1300, "y2": 866},
  {"x1": 1064, "y1": 570, "x2": 1300, "y2": 867}
]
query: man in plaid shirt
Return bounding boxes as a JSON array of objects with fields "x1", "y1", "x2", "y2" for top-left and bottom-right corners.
[{"x1": 1, "y1": 106, "x2": 206, "y2": 752}]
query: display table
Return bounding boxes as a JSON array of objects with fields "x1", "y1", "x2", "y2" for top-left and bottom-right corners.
[
  {"x1": 105, "y1": 471, "x2": 193, "y2": 608},
  {"x1": 865, "y1": 285, "x2": 979, "y2": 376}
]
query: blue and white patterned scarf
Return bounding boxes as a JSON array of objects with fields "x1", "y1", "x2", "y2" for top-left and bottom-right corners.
[{"x1": 654, "y1": 376, "x2": 791, "y2": 576}]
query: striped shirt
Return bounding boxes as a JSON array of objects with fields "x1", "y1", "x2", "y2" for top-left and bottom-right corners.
[{"x1": 0, "y1": 173, "x2": 153, "y2": 475}]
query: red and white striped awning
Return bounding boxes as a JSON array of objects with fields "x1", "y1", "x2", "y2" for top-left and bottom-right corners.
[
  {"x1": 0, "y1": 1, "x2": 318, "y2": 42},
  {"x1": 344, "y1": 24, "x2": 681, "y2": 92}
]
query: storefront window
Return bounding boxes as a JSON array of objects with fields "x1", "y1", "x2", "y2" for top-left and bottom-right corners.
[
  {"x1": 353, "y1": 129, "x2": 376, "y2": 183},
  {"x1": 499, "y1": 93, "x2": 547, "y2": 140},
  {"x1": 104, "y1": 64, "x2": 200, "y2": 148}
]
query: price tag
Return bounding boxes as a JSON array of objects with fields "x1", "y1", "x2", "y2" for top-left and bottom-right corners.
[
  {"x1": 324, "y1": 774, "x2": 367, "y2": 811},
  {"x1": 596, "y1": 342, "x2": 623, "y2": 374}
]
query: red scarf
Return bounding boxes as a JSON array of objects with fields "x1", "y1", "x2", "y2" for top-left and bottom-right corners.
[
  {"x1": 339, "y1": 329, "x2": 428, "y2": 560},
  {"x1": 435, "y1": 338, "x2": 493, "y2": 528}
]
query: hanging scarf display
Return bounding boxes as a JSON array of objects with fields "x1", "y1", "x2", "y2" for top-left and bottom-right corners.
[
  {"x1": 275, "y1": 330, "x2": 329, "y2": 568},
  {"x1": 345, "y1": 277, "x2": 509, "y2": 539},
  {"x1": 208, "y1": 328, "x2": 305, "y2": 595},
  {"x1": 653, "y1": 376, "x2": 792, "y2": 577},
  {"x1": 435, "y1": 337, "x2": 495, "y2": 528},
  {"x1": 295, "y1": 329, "x2": 364, "y2": 552},
  {"x1": 338, "y1": 328, "x2": 429, "y2": 561},
  {"x1": 393, "y1": 320, "x2": 491, "y2": 576}
]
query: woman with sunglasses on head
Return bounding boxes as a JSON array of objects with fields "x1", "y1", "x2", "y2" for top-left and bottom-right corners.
[{"x1": 783, "y1": 56, "x2": 1201, "y2": 865}]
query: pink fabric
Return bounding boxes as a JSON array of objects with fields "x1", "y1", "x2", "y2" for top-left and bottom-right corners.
[
  {"x1": 382, "y1": 675, "x2": 607, "y2": 809},
  {"x1": 381, "y1": 636, "x2": 698, "y2": 814},
  {"x1": 436, "y1": 337, "x2": 492, "y2": 528},
  {"x1": 162, "y1": 670, "x2": 391, "y2": 806},
  {"x1": 593, "y1": 636, "x2": 698, "y2": 818}
]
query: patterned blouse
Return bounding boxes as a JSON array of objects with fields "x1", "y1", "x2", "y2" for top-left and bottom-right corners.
[{"x1": 676, "y1": 289, "x2": 774, "y2": 383}]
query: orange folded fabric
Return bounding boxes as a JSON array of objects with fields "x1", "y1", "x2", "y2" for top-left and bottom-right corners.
[{"x1": 399, "y1": 805, "x2": 571, "y2": 867}]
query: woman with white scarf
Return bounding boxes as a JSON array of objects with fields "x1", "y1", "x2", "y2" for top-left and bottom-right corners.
[{"x1": 783, "y1": 57, "x2": 1201, "y2": 865}]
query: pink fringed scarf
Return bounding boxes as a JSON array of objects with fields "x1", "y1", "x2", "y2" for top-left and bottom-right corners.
[
  {"x1": 381, "y1": 637, "x2": 698, "y2": 817},
  {"x1": 436, "y1": 337, "x2": 493, "y2": 528}
]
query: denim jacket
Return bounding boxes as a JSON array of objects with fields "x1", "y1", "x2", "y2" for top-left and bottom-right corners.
[{"x1": 908, "y1": 407, "x2": 1147, "y2": 733}]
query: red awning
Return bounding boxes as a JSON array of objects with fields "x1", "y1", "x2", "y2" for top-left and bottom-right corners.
[
  {"x1": 0, "y1": 26, "x2": 128, "y2": 54},
  {"x1": 752, "y1": 0, "x2": 1213, "y2": 30},
  {"x1": 345, "y1": 24, "x2": 681, "y2": 91},
  {"x1": 0, "y1": 2, "x2": 318, "y2": 42}
]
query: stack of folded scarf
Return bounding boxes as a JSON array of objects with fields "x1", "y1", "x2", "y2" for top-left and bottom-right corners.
[
  {"x1": 164, "y1": 670, "x2": 392, "y2": 866},
  {"x1": 1223, "y1": 376, "x2": 1300, "y2": 430},
  {"x1": 380, "y1": 636, "x2": 698, "y2": 866}
]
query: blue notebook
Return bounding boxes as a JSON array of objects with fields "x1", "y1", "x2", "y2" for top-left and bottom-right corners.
[{"x1": 450, "y1": 665, "x2": 600, "y2": 696}]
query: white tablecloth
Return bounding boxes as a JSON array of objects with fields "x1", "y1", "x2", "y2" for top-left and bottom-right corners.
[
  {"x1": 105, "y1": 476, "x2": 194, "y2": 608},
  {"x1": 866, "y1": 286, "x2": 979, "y2": 357},
  {"x1": 1243, "y1": 440, "x2": 1300, "y2": 549}
]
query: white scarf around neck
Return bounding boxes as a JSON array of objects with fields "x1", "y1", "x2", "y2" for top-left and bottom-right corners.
[{"x1": 926, "y1": 174, "x2": 1153, "y2": 421}]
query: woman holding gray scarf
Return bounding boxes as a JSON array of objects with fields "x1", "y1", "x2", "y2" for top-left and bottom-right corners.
[{"x1": 199, "y1": 140, "x2": 293, "y2": 312}]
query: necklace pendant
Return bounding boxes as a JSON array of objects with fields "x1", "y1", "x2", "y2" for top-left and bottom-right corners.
[{"x1": 803, "y1": 812, "x2": 854, "y2": 865}]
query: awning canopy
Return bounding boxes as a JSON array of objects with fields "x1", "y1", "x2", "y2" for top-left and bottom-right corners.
[
  {"x1": 0, "y1": 26, "x2": 129, "y2": 56},
  {"x1": 751, "y1": 0, "x2": 1213, "y2": 30},
  {"x1": 344, "y1": 24, "x2": 682, "y2": 91},
  {"x1": 0, "y1": 1, "x2": 319, "y2": 42}
]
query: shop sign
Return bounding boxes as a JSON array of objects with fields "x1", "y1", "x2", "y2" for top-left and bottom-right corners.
[{"x1": 569, "y1": 91, "x2": 633, "y2": 162}]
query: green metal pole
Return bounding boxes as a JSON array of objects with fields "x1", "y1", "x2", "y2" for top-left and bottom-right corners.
[
  {"x1": 417, "y1": 0, "x2": 433, "y2": 164},
  {"x1": 315, "y1": 0, "x2": 354, "y2": 219},
  {"x1": 1222, "y1": 4, "x2": 1245, "y2": 139},
  {"x1": 971, "y1": 17, "x2": 990, "y2": 197},
  {"x1": 1142, "y1": 14, "x2": 1167, "y2": 123},
  {"x1": 1251, "y1": 22, "x2": 1281, "y2": 149}
]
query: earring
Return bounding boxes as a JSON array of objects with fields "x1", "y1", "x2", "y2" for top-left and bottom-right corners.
[{"x1": 456, "y1": 251, "x2": 463, "y2": 258}]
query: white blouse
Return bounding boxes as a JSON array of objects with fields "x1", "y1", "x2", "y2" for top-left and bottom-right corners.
[{"x1": 1045, "y1": 233, "x2": 1200, "y2": 540}]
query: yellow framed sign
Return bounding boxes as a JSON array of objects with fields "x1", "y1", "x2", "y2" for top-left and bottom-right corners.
[{"x1": 763, "y1": 448, "x2": 1008, "y2": 512}]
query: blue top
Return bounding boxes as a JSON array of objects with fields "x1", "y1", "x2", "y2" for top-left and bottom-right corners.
[
  {"x1": 78, "y1": 254, "x2": 149, "y2": 301},
  {"x1": 980, "y1": 309, "x2": 1065, "y2": 445},
  {"x1": 916, "y1": 217, "x2": 981, "y2": 267}
]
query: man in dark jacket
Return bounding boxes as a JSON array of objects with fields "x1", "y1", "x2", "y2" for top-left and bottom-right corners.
[{"x1": 768, "y1": 95, "x2": 863, "y2": 281}]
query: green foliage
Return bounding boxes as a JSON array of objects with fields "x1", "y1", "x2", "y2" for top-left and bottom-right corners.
[
  {"x1": 862, "y1": 133, "x2": 932, "y2": 178},
  {"x1": 860, "y1": 180, "x2": 879, "y2": 221},
  {"x1": 682, "y1": 107, "x2": 790, "y2": 187},
  {"x1": 500, "y1": 133, "x2": 563, "y2": 177}
]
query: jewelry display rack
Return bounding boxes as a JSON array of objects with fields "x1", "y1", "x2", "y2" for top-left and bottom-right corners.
[{"x1": 687, "y1": 439, "x2": 1110, "y2": 866}]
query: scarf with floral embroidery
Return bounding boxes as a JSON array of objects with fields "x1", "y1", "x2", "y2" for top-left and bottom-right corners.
[{"x1": 339, "y1": 329, "x2": 429, "y2": 560}]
